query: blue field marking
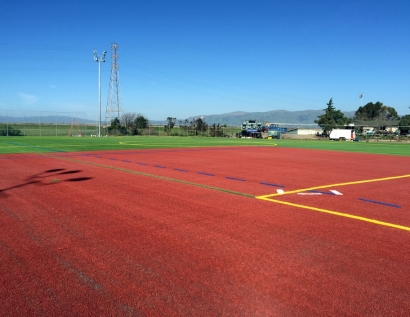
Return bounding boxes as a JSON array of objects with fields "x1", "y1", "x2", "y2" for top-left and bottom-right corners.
[
  {"x1": 308, "y1": 190, "x2": 335, "y2": 195},
  {"x1": 154, "y1": 165, "x2": 166, "y2": 168},
  {"x1": 198, "y1": 172, "x2": 215, "y2": 177},
  {"x1": 225, "y1": 176, "x2": 246, "y2": 182},
  {"x1": 137, "y1": 162, "x2": 148, "y2": 165},
  {"x1": 174, "y1": 168, "x2": 188, "y2": 172},
  {"x1": 109, "y1": 158, "x2": 117, "y2": 160},
  {"x1": 358, "y1": 198, "x2": 401, "y2": 208},
  {"x1": 260, "y1": 182, "x2": 285, "y2": 188},
  {"x1": 122, "y1": 160, "x2": 131, "y2": 163},
  {"x1": 94, "y1": 155, "x2": 102, "y2": 158}
]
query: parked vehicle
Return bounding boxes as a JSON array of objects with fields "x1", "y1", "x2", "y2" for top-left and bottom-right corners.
[{"x1": 329, "y1": 129, "x2": 355, "y2": 141}]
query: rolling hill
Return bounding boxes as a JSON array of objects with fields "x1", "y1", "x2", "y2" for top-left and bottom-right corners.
[{"x1": 186, "y1": 110, "x2": 355, "y2": 125}]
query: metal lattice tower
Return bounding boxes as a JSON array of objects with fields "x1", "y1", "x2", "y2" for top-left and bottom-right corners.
[{"x1": 105, "y1": 43, "x2": 123, "y2": 125}]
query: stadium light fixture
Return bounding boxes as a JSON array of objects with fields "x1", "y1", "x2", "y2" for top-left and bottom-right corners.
[{"x1": 94, "y1": 50, "x2": 107, "y2": 137}]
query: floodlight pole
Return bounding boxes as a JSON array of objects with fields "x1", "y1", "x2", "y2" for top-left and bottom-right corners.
[{"x1": 94, "y1": 50, "x2": 107, "y2": 137}]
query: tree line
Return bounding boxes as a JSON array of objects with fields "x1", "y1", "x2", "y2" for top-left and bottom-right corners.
[
  {"x1": 108, "y1": 113, "x2": 149, "y2": 135},
  {"x1": 315, "y1": 98, "x2": 410, "y2": 134},
  {"x1": 108, "y1": 113, "x2": 227, "y2": 137},
  {"x1": 109, "y1": 100, "x2": 410, "y2": 136},
  {"x1": 174, "y1": 118, "x2": 227, "y2": 136}
]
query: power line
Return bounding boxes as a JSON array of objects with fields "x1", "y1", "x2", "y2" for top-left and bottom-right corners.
[
  {"x1": 0, "y1": 43, "x2": 90, "y2": 52},
  {"x1": 120, "y1": 71, "x2": 311, "y2": 109},
  {"x1": 0, "y1": 43, "x2": 362, "y2": 111},
  {"x1": 121, "y1": 52, "x2": 325, "y2": 105},
  {"x1": 0, "y1": 57, "x2": 91, "y2": 62},
  {"x1": 0, "y1": 43, "x2": 321, "y2": 107},
  {"x1": 0, "y1": 67, "x2": 95, "y2": 72}
]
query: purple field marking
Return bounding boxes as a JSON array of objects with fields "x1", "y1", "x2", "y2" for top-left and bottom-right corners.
[
  {"x1": 174, "y1": 168, "x2": 188, "y2": 172},
  {"x1": 198, "y1": 172, "x2": 215, "y2": 177},
  {"x1": 225, "y1": 176, "x2": 246, "y2": 182},
  {"x1": 358, "y1": 198, "x2": 401, "y2": 208},
  {"x1": 260, "y1": 182, "x2": 285, "y2": 188},
  {"x1": 308, "y1": 190, "x2": 335, "y2": 195}
]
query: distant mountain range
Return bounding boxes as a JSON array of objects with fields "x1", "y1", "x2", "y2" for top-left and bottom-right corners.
[
  {"x1": 185, "y1": 110, "x2": 356, "y2": 125},
  {"x1": 1, "y1": 109, "x2": 356, "y2": 126}
]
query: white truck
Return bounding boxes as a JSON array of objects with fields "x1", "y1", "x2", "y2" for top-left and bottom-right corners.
[{"x1": 329, "y1": 129, "x2": 355, "y2": 141}]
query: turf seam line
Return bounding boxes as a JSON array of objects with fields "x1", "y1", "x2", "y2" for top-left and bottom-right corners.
[
  {"x1": 48, "y1": 155, "x2": 254, "y2": 198},
  {"x1": 358, "y1": 198, "x2": 401, "y2": 208}
]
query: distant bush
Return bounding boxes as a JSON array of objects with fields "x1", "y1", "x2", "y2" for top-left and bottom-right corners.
[{"x1": 0, "y1": 125, "x2": 22, "y2": 136}]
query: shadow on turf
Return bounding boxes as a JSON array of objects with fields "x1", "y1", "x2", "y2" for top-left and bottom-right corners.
[{"x1": 0, "y1": 169, "x2": 92, "y2": 197}]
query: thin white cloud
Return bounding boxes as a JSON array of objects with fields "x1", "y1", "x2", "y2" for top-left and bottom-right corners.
[{"x1": 18, "y1": 92, "x2": 37, "y2": 105}]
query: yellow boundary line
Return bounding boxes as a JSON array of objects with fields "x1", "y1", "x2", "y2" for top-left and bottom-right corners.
[
  {"x1": 256, "y1": 174, "x2": 410, "y2": 232},
  {"x1": 258, "y1": 174, "x2": 410, "y2": 199},
  {"x1": 45, "y1": 153, "x2": 410, "y2": 232},
  {"x1": 256, "y1": 197, "x2": 410, "y2": 231}
]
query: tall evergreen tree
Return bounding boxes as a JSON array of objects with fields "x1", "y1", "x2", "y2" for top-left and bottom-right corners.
[{"x1": 314, "y1": 98, "x2": 352, "y2": 133}]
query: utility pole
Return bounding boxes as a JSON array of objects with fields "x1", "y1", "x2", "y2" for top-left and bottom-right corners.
[
  {"x1": 106, "y1": 43, "x2": 124, "y2": 126},
  {"x1": 94, "y1": 50, "x2": 107, "y2": 137}
]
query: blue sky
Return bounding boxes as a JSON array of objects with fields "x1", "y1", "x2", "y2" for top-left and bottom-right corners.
[{"x1": 1, "y1": 0, "x2": 409, "y2": 121}]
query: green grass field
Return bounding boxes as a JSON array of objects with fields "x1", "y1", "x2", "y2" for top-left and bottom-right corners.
[{"x1": 0, "y1": 136, "x2": 409, "y2": 156}]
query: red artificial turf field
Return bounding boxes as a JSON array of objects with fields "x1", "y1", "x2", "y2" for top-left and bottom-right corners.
[{"x1": 1, "y1": 146, "x2": 409, "y2": 316}]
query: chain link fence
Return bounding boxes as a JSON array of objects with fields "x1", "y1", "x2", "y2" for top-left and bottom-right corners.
[
  {"x1": 0, "y1": 111, "x2": 245, "y2": 137},
  {"x1": 1, "y1": 111, "x2": 409, "y2": 141},
  {"x1": 106, "y1": 123, "x2": 244, "y2": 137},
  {"x1": 0, "y1": 110, "x2": 98, "y2": 136}
]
